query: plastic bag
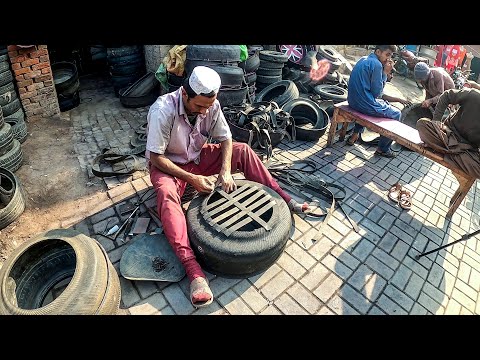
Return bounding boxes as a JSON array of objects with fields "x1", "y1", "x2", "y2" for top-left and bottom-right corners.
[{"x1": 163, "y1": 45, "x2": 187, "y2": 77}]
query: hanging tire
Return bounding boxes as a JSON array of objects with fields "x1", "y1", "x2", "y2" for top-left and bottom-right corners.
[
  {"x1": 0, "y1": 229, "x2": 121, "y2": 315},
  {"x1": 0, "y1": 167, "x2": 26, "y2": 230},
  {"x1": 186, "y1": 179, "x2": 291, "y2": 278}
]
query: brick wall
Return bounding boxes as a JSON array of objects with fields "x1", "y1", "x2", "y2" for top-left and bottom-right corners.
[{"x1": 8, "y1": 45, "x2": 60, "y2": 120}]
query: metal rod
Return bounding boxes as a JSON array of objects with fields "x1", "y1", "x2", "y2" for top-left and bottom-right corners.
[{"x1": 416, "y1": 228, "x2": 480, "y2": 259}]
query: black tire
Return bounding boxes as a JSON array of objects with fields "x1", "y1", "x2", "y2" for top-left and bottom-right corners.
[
  {"x1": 0, "y1": 229, "x2": 121, "y2": 314},
  {"x1": 186, "y1": 179, "x2": 291, "y2": 278},
  {"x1": 259, "y1": 50, "x2": 288, "y2": 63},
  {"x1": 1, "y1": 98, "x2": 21, "y2": 117},
  {"x1": 0, "y1": 123, "x2": 13, "y2": 155},
  {"x1": 186, "y1": 45, "x2": 240, "y2": 62},
  {"x1": 256, "y1": 74, "x2": 283, "y2": 85},
  {"x1": 255, "y1": 80, "x2": 299, "y2": 108},
  {"x1": 51, "y1": 62, "x2": 78, "y2": 95},
  {"x1": 238, "y1": 51, "x2": 260, "y2": 73},
  {"x1": 119, "y1": 85, "x2": 159, "y2": 108},
  {"x1": 282, "y1": 98, "x2": 330, "y2": 141},
  {"x1": 184, "y1": 60, "x2": 239, "y2": 77},
  {"x1": 5, "y1": 115, "x2": 28, "y2": 143},
  {"x1": 57, "y1": 79, "x2": 80, "y2": 97},
  {"x1": 0, "y1": 167, "x2": 26, "y2": 230},
  {"x1": 58, "y1": 91, "x2": 80, "y2": 112},
  {"x1": 245, "y1": 72, "x2": 257, "y2": 85},
  {"x1": 110, "y1": 62, "x2": 145, "y2": 76},
  {"x1": 400, "y1": 103, "x2": 433, "y2": 129},
  {"x1": 0, "y1": 69, "x2": 13, "y2": 87},
  {"x1": 107, "y1": 46, "x2": 141, "y2": 59},
  {"x1": 313, "y1": 84, "x2": 348, "y2": 103},
  {"x1": 317, "y1": 46, "x2": 339, "y2": 62},
  {"x1": 0, "y1": 54, "x2": 8, "y2": 63},
  {"x1": 107, "y1": 53, "x2": 143, "y2": 66},
  {"x1": 208, "y1": 65, "x2": 245, "y2": 87},
  {"x1": 217, "y1": 86, "x2": 248, "y2": 107},
  {"x1": 0, "y1": 60, "x2": 10, "y2": 74},
  {"x1": 0, "y1": 138, "x2": 23, "y2": 172},
  {"x1": 258, "y1": 60, "x2": 285, "y2": 69},
  {"x1": 167, "y1": 72, "x2": 185, "y2": 86},
  {"x1": 0, "y1": 83, "x2": 17, "y2": 107},
  {"x1": 256, "y1": 67, "x2": 283, "y2": 77}
]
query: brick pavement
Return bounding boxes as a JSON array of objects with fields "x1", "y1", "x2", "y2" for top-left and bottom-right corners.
[{"x1": 63, "y1": 75, "x2": 480, "y2": 315}]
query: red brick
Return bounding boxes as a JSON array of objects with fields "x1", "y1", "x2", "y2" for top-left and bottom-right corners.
[
  {"x1": 21, "y1": 58, "x2": 40, "y2": 67},
  {"x1": 44, "y1": 80, "x2": 53, "y2": 86},
  {"x1": 18, "y1": 48, "x2": 35, "y2": 55},
  {"x1": 26, "y1": 84, "x2": 36, "y2": 92},
  {"x1": 11, "y1": 63, "x2": 21, "y2": 70},
  {"x1": 35, "y1": 82, "x2": 45, "y2": 90},
  {"x1": 34, "y1": 74, "x2": 51, "y2": 83},
  {"x1": 15, "y1": 74, "x2": 25, "y2": 82},
  {"x1": 32, "y1": 62, "x2": 50, "y2": 71},
  {"x1": 41, "y1": 67, "x2": 51, "y2": 74},
  {"x1": 33, "y1": 108, "x2": 43, "y2": 115},
  {"x1": 10, "y1": 55, "x2": 25, "y2": 63},
  {"x1": 7, "y1": 45, "x2": 18, "y2": 51},
  {"x1": 38, "y1": 45, "x2": 48, "y2": 49},
  {"x1": 8, "y1": 50, "x2": 18, "y2": 58},
  {"x1": 30, "y1": 49, "x2": 48, "y2": 58},
  {"x1": 39, "y1": 55, "x2": 49, "y2": 63},
  {"x1": 24, "y1": 70, "x2": 42, "y2": 79},
  {"x1": 14, "y1": 68, "x2": 30, "y2": 76},
  {"x1": 18, "y1": 87, "x2": 27, "y2": 94},
  {"x1": 17, "y1": 79, "x2": 33, "y2": 87},
  {"x1": 20, "y1": 90, "x2": 37, "y2": 99},
  {"x1": 20, "y1": 98, "x2": 31, "y2": 104}
]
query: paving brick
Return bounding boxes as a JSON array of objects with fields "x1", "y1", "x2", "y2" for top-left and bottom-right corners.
[
  {"x1": 390, "y1": 240, "x2": 410, "y2": 262},
  {"x1": 218, "y1": 290, "x2": 255, "y2": 315},
  {"x1": 372, "y1": 247, "x2": 400, "y2": 271},
  {"x1": 260, "y1": 271, "x2": 295, "y2": 301},
  {"x1": 275, "y1": 252, "x2": 307, "y2": 280},
  {"x1": 286, "y1": 282, "x2": 322, "y2": 314},
  {"x1": 192, "y1": 301, "x2": 228, "y2": 315},
  {"x1": 273, "y1": 293, "x2": 309, "y2": 315},
  {"x1": 468, "y1": 268, "x2": 480, "y2": 290},
  {"x1": 410, "y1": 302, "x2": 429, "y2": 315},
  {"x1": 347, "y1": 264, "x2": 373, "y2": 291},
  {"x1": 129, "y1": 293, "x2": 168, "y2": 315},
  {"x1": 285, "y1": 242, "x2": 317, "y2": 269},
  {"x1": 135, "y1": 281, "x2": 158, "y2": 299},
  {"x1": 259, "y1": 305, "x2": 282, "y2": 315},
  {"x1": 209, "y1": 277, "x2": 242, "y2": 298},
  {"x1": 368, "y1": 306, "x2": 386, "y2": 315},
  {"x1": 327, "y1": 294, "x2": 361, "y2": 315},
  {"x1": 390, "y1": 264, "x2": 412, "y2": 290},
  {"x1": 417, "y1": 292, "x2": 442, "y2": 314},
  {"x1": 155, "y1": 306, "x2": 176, "y2": 315},
  {"x1": 313, "y1": 273, "x2": 343, "y2": 303},
  {"x1": 352, "y1": 239, "x2": 375, "y2": 262},
  {"x1": 120, "y1": 277, "x2": 141, "y2": 307},
  {"x1": 453, "y1": 279, "x2": 478, "y2": 302},
  {"x1": 300, "y1": 262, "x2": 330, "y2": 291},
  {"x1": 308, "y1": 237, "x2": 335, "y2": 261},
  {"x1": 376, "y1": 294, "x2": 408, "y2": 315},
  {"x1": 383, "y1": 284, "x2": 414, "y2": 311},
  {"x1": 162, "y1": 283, "x2": 195, "y2": 315},
  {"x1": 248, "y1": 264, "x2": 282, "y2": 289},
  {"x1": 339, "y1": 284, "x2": 372, "y2": 314},
  {"x1": 322, "y1": 254, "x2": 353, "y2": 280},
  {"x1": 330, "y1": 245, "x2": 360, "y2": 270},
  {"x1": 444, "y1": 298, "x2": 462, "y2": 315},
  {"x1": 365, "y1": 255, "x2": 394, "y2": 280},
  {"x1": 404, "y1": 272, "x2": 425, "y2": 300},
  {"x1": 233, "y1": 279, "x2": 269, "y2": 313}
]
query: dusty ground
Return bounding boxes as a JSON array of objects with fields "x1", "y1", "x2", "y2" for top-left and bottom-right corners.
[{"x1": 0, "y1": 112, "x2": 106, "y2": 263}]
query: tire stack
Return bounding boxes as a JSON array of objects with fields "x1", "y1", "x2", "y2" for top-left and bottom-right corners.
[
  {"x1": 0, "y1": 47, "x2": 27, "y2": 145},
  {"x1": 256, "y1": 50, "x2": 288, "y2": 93},
  {"x1": 239, "y1": 46, "x2": 261, "y2": 103},
  {"x1": 52, "y1": 61, "x2": 80, "y2": 112},
  {"x1": 0, "y1": 166, "x2": 26, "y2": 231},
  {"x1": 0, "y1": 107, "x2": 23, "y2": 173},
  {"x1": 185, "y1": 45, "x2": 247, "y2": 107},
  {"x1": 107, "y1": 46, "x2": 146, "y2": 97}
]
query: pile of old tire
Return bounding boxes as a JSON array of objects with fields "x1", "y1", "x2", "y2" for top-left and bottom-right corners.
[
  {"x1": 0, "y1": 107, "x2": 23, "y2": 172},
  {"x1": 1, "y1": 53, "x2": 26, "y2": 134},
  {"x1": 186, "y1": 180, "x2": 291, "y2": 278},
  {"x1": 255, "y1": 80, "x2": 299, "y2": 108},
  {"x1": 239, "y1": 46, "x2": 261, "y2": 103},
  {"x1": 51, "y1": 61, "x2": 80, "y2": 112},
  {"x1": 316, "y1": 46, "x2": 343, "y2": 74},
  {"x1": 312, "y1": 84, "x2": 348, "y2": 104},
  {"x1": 256, "y1": 50, "x2": 288, "y2": 92},
  {"x1": 282, "y1": 98, "x2": 330, "y2": 141},
  {"x1": 119, "y1": 72, "x2": 160, "y2": 108},
  {"x1": 185, "y1": 45, "x2": 247, "y2": 107},
  {"x1": 0, "y1": 229, "x2": 121, "y2": 315},
  {"x1": 0, "y1": 167, "x2": 26, "y2": 230},
  {"x1": 107, "y1": 46, "x2": 146, "y2": 97}
]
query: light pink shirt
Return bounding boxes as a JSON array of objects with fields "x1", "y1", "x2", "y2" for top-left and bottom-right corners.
[{"x1": 145, "y1": 88, "x2": 232, "y2": 164}]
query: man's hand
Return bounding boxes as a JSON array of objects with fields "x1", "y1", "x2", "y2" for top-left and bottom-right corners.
[
  {"x1": 216, "y1": 171, "x2": 237, "y2": 193},
  {"x1": 421, "y1": 99, "x2": 432, "y2": 108},
  {"x1": 191, "y1": 175, "x2": 216, "y2": 194},
  {"x1": 399, "y1": 98, "x2": 413, "y2": 107}
]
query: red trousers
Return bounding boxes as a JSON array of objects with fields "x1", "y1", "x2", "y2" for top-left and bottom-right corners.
[{"x1": 149, "y1": 142, "x2": 292, "y2": 280}]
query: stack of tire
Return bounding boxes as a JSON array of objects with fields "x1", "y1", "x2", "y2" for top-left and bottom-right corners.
[
  {"x1": 185, "y1": 45, "x2": 247, "y2": 107},
  {"x1": 239, "y1": 46, "x2": 261, "y2": 103},
  {"x1": 107, "y1": 46, "x2": 146, "y2": 97},
  {"x1": 0, "y1": 166, "x2": 26, "y2": 231},
  {"x1": 1, "y1": 47, "x2": 27, "y2": 144},
  {"x1": 0, "y1": 107, "x2": 23, "y2": 173},
  {"x1": 255, "y1": 50, "x2": 288, "y2": 92},
  {"x1": 52, "y1": 61, "x2": 80, "y2": 112}
]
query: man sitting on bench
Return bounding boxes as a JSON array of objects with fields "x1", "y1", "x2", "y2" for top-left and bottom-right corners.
[
  {"x1": 417, "y1": 87, "x2": 480, "y2": 178},
  {"x1": 346, "y1": 45, "x2": 412, "y2": 158}
]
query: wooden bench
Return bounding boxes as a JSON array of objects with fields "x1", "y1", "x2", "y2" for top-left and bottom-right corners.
[{"x1": 326, "y1": 101, "x2": 476, "y2": 218}]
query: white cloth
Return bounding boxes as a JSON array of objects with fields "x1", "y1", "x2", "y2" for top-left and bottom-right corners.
[{"x1": 189, "y1": 66, "x2": 221, "y2": 95}]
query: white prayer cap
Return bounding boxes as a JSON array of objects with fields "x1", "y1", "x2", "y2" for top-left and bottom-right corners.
[{"x1": 189, "y1": 66, "x2": 221, "y2": 95}]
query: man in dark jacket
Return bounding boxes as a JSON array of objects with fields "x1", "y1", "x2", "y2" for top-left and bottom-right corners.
[{"x1": 417, "y1": 88, "x2": 480, "y2": 178}]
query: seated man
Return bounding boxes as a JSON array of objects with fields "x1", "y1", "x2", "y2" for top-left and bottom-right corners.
[
  {"x1": 413, "y1": 62, "x2": 455, "y2": 108},
  {"x1": 417, "y1": 87, "x2": 480, "y2": 178},
  {"x1": 346, "y1": 45, "x2": 411, "y2": 158},
  {"x1": 146, "y1": 66, "x2": 308, "y2": 308}
]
